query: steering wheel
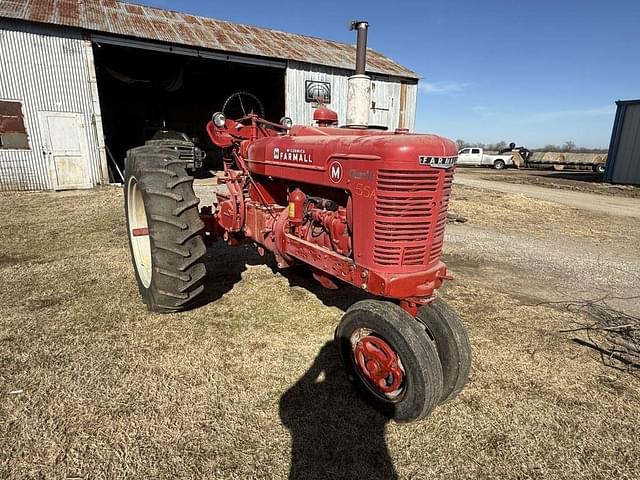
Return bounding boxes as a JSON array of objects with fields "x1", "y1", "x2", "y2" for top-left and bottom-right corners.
[{"x1": 222, "y1": 91, "x2": 265, "y2": 119}]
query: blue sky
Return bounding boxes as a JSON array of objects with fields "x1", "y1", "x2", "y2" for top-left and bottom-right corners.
[{"x1": 138, "y1": 0, "x2": 639, "y2": 148}]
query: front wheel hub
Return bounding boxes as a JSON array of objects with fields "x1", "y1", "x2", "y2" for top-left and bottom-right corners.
[{"x1": 354, "y1": 334, "x2": 405, "y2": 399}]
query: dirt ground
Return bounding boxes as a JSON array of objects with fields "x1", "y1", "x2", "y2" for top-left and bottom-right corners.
[
  {"x1": 454, "y1": 171, "x2": 640, "y2": 219},
  {"x1": 1, "y1": 185, "x2": 639, "y2": 479},
  {"x1": 458, "y1": 167, "x2": 640, "y2": 198}
]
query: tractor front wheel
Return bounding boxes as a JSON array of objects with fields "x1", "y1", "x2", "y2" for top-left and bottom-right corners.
[
  {"x1": 335, "y1": 300, "x2": 443, "y2": 422},
  {"x1": 124, "y1": 146, "x2": 207, "y2": 313},
  {"x1": 416, "y1": 300, "x2": 471, "y2": 403}
]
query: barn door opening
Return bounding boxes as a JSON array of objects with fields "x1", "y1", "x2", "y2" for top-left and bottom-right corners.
[
  {"x1": 91, "y1": 42, "x2": 286, "y2": 177},
  {"x1": 39, "y1": 111, "x2": 91, "y2": 190}
]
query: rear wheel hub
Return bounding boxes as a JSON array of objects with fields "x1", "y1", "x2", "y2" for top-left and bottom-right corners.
[{"x1": 127, "y1": 177, "x2": 152, "y2": 288}]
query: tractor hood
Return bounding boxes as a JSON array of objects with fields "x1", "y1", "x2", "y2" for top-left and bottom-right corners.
[{"x1": 246, "y1": 126, "x2": 458, "y2": 178}]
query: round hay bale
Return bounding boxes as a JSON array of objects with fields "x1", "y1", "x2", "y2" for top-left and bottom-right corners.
[
  {"x1": 543, "y1": 152, "x2": 566, "y2": 163},
  {"x1": 530, "y1": 151, "x2": 546, "y2": 162}
]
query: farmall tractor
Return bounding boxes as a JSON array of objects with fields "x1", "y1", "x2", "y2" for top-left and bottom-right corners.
[{"x1": 124, "y1": 22, "x2": 471, "y2": 422}]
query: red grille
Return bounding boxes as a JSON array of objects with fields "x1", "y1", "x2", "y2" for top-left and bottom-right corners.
[
  {"x1": 374, "y1": 169, "x2": 452, "y2": 267},
  {"x1": 429, "y1": 170, "x2": 454, "y2": 263}
]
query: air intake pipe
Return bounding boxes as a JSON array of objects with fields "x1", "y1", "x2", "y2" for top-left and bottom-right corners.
[{"x1": 345, "y1": 20, "x2": 371, "y2": 128}]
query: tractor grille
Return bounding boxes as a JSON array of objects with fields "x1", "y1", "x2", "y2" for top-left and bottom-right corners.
[
  {"x1": 428, "y1": 170, "x2": 454, "y2": 263},
  {"x1": 373, "y1": 169, "x2": 453, "y2": 267}
]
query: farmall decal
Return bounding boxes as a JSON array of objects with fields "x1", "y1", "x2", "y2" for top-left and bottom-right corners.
[
  {"x1": 273, "y1": 147, "x2": 313, "y2": 163},
  {"x1": 419, "y1": 155, "x2": 457, "y2": 169}
]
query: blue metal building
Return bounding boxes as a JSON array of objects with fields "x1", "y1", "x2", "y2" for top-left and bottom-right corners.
[{"x1": 606, "y1": 99, "x2": 640, "y2": 185}]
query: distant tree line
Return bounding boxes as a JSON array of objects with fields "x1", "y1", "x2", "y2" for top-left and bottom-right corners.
[
  {"x1": 535, "y1": 141, "x2": 608, "y2": 153},
  {"x1": 455, "y1": 139, "x2": 607, "y2": 154}
]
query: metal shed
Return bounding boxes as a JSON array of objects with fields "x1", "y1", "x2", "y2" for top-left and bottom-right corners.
[
  {"x1": 605, "y1": 99, "x2": 640, "y2": 185},
  {"x1": 0, "y1": 0, "x2": 419, "y2": 191},
  {"x1": 0, "y1": 19, "x2": 107, "y2": 190}
]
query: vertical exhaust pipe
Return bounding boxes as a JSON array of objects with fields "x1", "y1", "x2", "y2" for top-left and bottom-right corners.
[
  {"x1": 353, "y1": 20, "x2": 368, "y2": 75},
  {"x1": 346, "y1": 20, "x2": 371, "y2": 128}
]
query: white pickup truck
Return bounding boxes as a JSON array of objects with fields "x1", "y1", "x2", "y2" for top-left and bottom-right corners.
[{"x1": 457, "y1": 147, "x2": 514, "y2": 169}]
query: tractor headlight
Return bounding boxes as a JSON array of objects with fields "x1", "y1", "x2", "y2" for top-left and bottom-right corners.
[
  {"x1": 280, "y1": 116, "x2": 293, "y2": 129},
  {"x1": 212, "y1": 112, "x2": 226, "y2": 128}
]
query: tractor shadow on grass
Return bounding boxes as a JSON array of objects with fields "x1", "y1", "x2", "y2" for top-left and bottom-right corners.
[
  {"x1": 277, "y1": 266, "x2": 377, "y2": 313},
  {"x1": 198, "y1": 241, "x2": 277, "y2": 305},
  {"x1": 279, "y1": 341, "x2": 398, "y2": 480},
  {"x1": 199, "y1": 239, "x2": 376, "y2": 312}
]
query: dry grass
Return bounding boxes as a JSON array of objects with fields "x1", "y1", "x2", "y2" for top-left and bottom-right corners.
[
  {"x1": 449, "y1": 185, "x2": 640, "y2": 249},
  {"x1": 1, "y1": 187, "x2": 639, "y2": 479}
]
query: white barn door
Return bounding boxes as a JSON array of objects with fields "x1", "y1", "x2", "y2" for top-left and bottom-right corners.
[
  {"x1": 39, "y1": 112, "x2": 91, "y2": 190},
  {"x1": 369, "y1": 84, "x2": 392, "y2": 129}
]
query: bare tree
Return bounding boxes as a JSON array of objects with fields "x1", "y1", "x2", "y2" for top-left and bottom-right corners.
[{"x1": 455, "y1": 139, "x2": 466, "y2": 150}]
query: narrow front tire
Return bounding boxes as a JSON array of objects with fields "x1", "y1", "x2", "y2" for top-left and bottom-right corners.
[
  {"x1": 335, "y1": 300, "x2": 444, "y2": 422},
  {"x1": 417, "y1": 300, "x2": 472, "y2": 403}
]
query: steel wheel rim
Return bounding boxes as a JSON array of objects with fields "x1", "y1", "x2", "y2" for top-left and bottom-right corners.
[
  {"x1": 350, "y1": 327, "x2": 407, "y2": 402},
  {"x1": 127, "y1": 177, "x2": 153, "y2": 288}
]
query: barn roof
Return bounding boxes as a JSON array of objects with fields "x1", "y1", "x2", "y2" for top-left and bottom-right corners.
[{"x1": 0, "y1": 0, "x2": 418, "y2": 79}]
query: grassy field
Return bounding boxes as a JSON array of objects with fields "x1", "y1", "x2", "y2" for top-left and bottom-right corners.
[{"x1": 1, "y1": 186, "x2": 638, "y2": 479}]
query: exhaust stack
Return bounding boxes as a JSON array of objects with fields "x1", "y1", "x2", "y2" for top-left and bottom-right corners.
[
  {"x1": 345, "y1": 20, "x2": 371, "y2": 128},
  {"x1": 353, "y1": 20, "x2": 368, "y2": 75}
]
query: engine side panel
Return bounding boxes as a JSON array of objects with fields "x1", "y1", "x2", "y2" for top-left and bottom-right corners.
[{"x1": 246, "y1": 131, "x2": 457, "y2": 274}]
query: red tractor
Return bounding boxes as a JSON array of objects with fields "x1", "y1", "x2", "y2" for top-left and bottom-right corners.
[{"x1": 124, "y1": 22, "x2": 471, "y2": 422}]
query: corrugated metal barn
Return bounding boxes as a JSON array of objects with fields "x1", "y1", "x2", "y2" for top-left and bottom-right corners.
[
  {"x1": 606, "y1": 99, "x2": 640, "y2": 185},
  {"x1": 0, "y1": 0, "x2": 419, "y2": 191}
]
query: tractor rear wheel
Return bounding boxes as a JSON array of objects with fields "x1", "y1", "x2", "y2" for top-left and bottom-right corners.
[
  {"x1": 335, "y1": 300, "x2": 443, "y2": 422},
  {"x1": 124, "y1": 146, "x2": 207, "y2": 313},
  {"x1": 416, "y1": 300, "x2": 471, "y2": 403}
]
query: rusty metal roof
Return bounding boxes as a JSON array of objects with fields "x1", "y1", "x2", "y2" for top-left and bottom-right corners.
[{"x1": 0, "y1": 0, "x2": 418, "y2": 79}]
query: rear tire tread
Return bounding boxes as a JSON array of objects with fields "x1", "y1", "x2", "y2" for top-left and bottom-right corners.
[
  {"x1": 125, "y1": 145, "x2": 207, "y2": 313},
  {"x1": 178, "y1": 268, "x2": 207, "y2": 293},
  {"x1": 149, "y1": 214, "x2": 188, "y2": 230},
  {"x1": 173, "y1": 198, "x2": 201, "y2": 215},
  {"x1": 167, "y1": 176, "x2": 195, "y2": 189},
  {"x1": 154, "y1": 241, "x2": 191, "y2": 257},
  {"x1": 157, "y1": 289, "x2": 189, "y2": 300},
  {"x1": 177, "y1": 223, "x2": 206, "y2": 245},
  {"x1": 175, "y1": 285, "x2": 205, "y2": 306},
  {"x1": 141, "y1": 167, "x2": 177, "y2": 177},
  {"x1": 146, "y1": 189, "x2": 183, "y2": 201},
  {"x1": 177, "y1": 243, "x2": 207, "y2": 271},
  {"x1": 155, "y1": 267, "x2": 191, "y2": 282}
]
